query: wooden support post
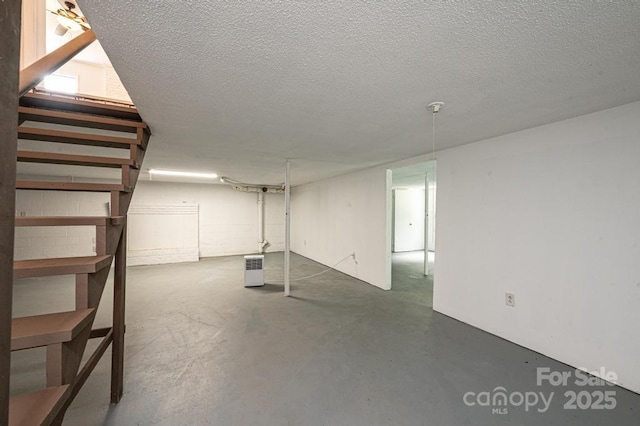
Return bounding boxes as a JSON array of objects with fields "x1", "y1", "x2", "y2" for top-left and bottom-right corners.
[
  {"x1": 130, "y1": 145, "x2": 144, "y2": 165},
  {"x1": 75, "y1": 267, "x2": 111, "y2": 310},
  {"x1": 111, "y1": 221, "x2": 126, "y2": 403},
  {"x1": 96, "y1": 224, "x2": 107, "y2": 255},
  {"x1": 0, "y1": 1, "x2": 21, "y2": 423},
  {"x1": 46, "y1": 324, "x2": 93, "y2": 388},
  {"x1": 71, "y1": 331, "x2": 113, "y2": 399},
  {"x1": 53, "y1": 331, "x2": 113, "y2": 424},
  {"x1": 108, "y1": 128, "x2": 148, "y2": 403},
  {"x1": 121, "y1": 165, "x2": 131, "y2": 187},
  {"x1": 110, "y1": 191, "x2": 123, "y2": 218}
]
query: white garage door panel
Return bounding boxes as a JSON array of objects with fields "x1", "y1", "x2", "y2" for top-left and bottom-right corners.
[{"x1": 127, "y1": 203, "x2": 199, "y2": 266}]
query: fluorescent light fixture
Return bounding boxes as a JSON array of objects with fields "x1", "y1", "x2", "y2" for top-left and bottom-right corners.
[{"x1": 149, "y1": 169, "x2": 218, "y2": 179}]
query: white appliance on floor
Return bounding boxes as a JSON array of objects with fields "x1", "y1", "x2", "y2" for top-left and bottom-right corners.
[{"x1": 244, "y1": 255, "x2": 264, "y2": 287}]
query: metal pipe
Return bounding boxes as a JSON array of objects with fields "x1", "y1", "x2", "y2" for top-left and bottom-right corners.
[
  {"x1": 257, "y1": 192, "x2": 265, "y2": 253},
  {"x1": 284, "y1": 160, "x2": 291, "y2": 296}
]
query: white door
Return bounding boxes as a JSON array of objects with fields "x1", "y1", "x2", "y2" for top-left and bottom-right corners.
[{"x1": 393, "y1": 189, "x2": 425, "y2": 252}]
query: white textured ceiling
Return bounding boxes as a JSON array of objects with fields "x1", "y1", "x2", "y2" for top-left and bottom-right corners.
[{"x1": 78, "y1": 1, "x2": 640, "y2": 186}]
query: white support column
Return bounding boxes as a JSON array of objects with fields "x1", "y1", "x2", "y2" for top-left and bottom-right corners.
[
  {"x1": 284, "y1": 160, "x2": 291, "y2": 296},
  {"x1": 424, "y1": 173, "x2": 430, "y2": 276},
  {"x1": 424, "y1": 168, "x2": 437, "y2": 277},
  {"x1": 384, "y1": 169, "x2": 393, "y2": 290},
  {"x1": 257, "y1": 192, "x2": 264, "y2": 253}
]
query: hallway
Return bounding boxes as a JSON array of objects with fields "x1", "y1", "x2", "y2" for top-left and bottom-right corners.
[{"x1": 391, "y1": 251, "x2": 433, "y2": 306}]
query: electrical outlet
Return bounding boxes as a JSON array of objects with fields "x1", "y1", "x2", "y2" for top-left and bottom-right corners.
[{"x1": 505, "y1": 292, "x2": 516, "y2": 307}]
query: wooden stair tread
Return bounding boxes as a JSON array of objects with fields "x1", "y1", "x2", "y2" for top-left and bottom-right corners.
[
  {"x1": 14, "y1": 255, "x2": 113, "y2": 279},
  {"x1": 18, "y1": 127, "x2": 143, "y2": 149},
  {"x1": 16, "y1": 180, "x2": 130, "y2": 193},
  {"x1": 15, "y1": 216, "x2": 124, "y2": 227},
  {"x1": 9, "y1": 385, "x2": 71, "y2": 426},
  {"x1": 17, "y1": 150, "x2": 138, "y2": 169},
  {"x1": 20, "y1": 92, "x2": 142, "y2": 121},
  {"x1": 19, "y1": 106, "x2": 146, "y2": 133},
  {"x1": 12, "y1": 309, "x2": 95, "y2": 351}
]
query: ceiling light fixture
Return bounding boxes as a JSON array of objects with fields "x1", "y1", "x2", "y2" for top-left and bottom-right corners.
[
  {"x1": 56, "y1": 12, "x2": 83, "y2": 32},
  {"x1": 48, "y1": 2, "x2": 90, "y2": 37},
  {"x1": 149, "y1": 169, "x2": 218, "y2": 179}
]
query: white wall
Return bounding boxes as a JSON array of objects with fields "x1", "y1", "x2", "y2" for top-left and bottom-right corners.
[
  {"x1": 291, "y1": 167, "x2": 390, "y2": 290},
  {"x1": 105, "y1": 65, "x2": 132, "y2": 102},
  {"x1": 131, "y1": 181, "x2": 284, "y2": 258},
  {"x1": 14, "y1": 181, "x2": 285, "y2": 261},
  {"x1": 44, "y1": 61, "x2": 130, "y2": 102},
  {"x1": 14, "y1": 190, "x2": 109, "y2": 260},
  {"x1": 20, "y1": 0, "x2": 46, "y2": 69},
  {"x1": 426, "y1": 180, "x2": 436, "y2": 252},
  {"x1": 434, "y1": 101, "x2": 640, "y2": 393},
  {"x1": 54, "y1": 61, "x2": 106, "y2": 96},
  {"x1": 127, "y1": 203, "x2": 199, "y2": 266},
  {"x1": 289, "y1": 101, "x2": 640, "y2": 393}
]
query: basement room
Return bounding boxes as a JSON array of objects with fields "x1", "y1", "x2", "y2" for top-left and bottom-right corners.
[{"x1": 1, "y1": 1, "x2": 639, "y2": 425}]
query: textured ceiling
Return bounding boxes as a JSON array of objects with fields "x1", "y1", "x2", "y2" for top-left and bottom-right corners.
[{"x1": 78, "y1": 1, "x2": 640, "y2": 186}]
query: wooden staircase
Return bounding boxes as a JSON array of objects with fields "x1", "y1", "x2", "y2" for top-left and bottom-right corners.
[{"x1": 6, "y1": 89, "x2": 151, "y2": 424}]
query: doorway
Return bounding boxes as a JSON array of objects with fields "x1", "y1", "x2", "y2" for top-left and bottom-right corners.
[{"x1": 388, "y1": 161, "x2": 436, "y2": 304}]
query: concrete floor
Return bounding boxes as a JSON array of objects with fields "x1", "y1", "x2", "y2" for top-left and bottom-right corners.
[
  {"x1": 391, "y1": 250, "x2": 433, "y2": 305},
  {"x1": 10, "y1": 252, "x2": 640, "y2": 425}
]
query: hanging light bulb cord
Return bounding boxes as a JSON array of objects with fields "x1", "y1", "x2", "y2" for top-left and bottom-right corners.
[
  {"x1": 426, "y1": 101, "x2": 443, "y2": 159},
  {"x1": 432, "y1": 110, "x2": 437, "y2": 160}
]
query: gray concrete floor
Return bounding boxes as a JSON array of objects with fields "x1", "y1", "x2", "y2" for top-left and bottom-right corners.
[
  {"x1": 391, "y1": 251, "x2": 433, "y2": 306},
  {"x1": 10, "y1": 252, "x2": 640, "y2": 425}
]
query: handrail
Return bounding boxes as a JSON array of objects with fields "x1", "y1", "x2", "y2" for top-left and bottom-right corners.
[
  {"x1": 19, "y1": 30, "x2": 97, "y2": 97},
  {"x1": 29, "y1": 87, "x2": 136, "y2": 109}
]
